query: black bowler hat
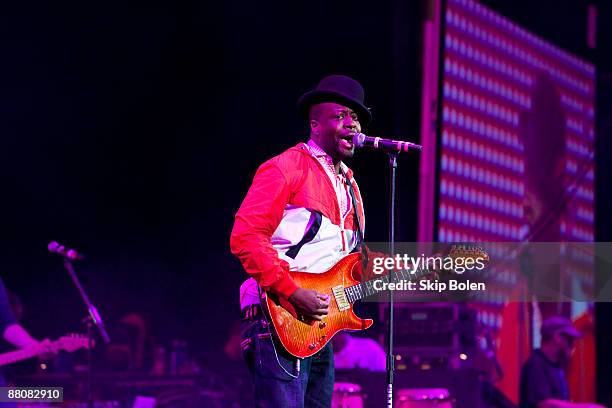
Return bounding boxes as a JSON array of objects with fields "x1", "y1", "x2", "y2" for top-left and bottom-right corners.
[{"x1": 298, "y1": 75, "x2": 372, "y2": 124}]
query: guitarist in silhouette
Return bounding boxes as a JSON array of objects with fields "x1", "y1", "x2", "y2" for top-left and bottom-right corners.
[
  {"x1": 0, "y1": 277, "x2": 53, "y2": 388},
  {"x1": 231, "y1": 75, "x2": 371, "y2": 408}
]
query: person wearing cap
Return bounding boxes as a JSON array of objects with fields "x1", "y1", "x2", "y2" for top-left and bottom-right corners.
[
  {"x1": 519, "y1": 316, "x2": 606, "y2": 408},
  {"x1": 230, "y1": 74, "x2": 370, "y2": 407}
]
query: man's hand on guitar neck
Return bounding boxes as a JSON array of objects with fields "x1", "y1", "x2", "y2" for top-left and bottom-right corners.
[
  {"x1": 288, "y1": 288, "x2": 330, "y2": 322},
  {"x1": 4, "y1": 324, "x2": 55, "y2": 358},
  {"x1": 35, "y1": 339, "x2": 56, "y2": 360}
]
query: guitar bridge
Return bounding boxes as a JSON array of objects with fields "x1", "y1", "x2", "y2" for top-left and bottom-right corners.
[{"x1": 332, "y1": 285, "x2": 350, "y2": 311}]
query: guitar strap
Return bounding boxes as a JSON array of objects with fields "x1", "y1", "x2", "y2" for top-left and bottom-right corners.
[
  {"x1": 285, "y1": 212, "x2": 322, "y2": 259},
  {"x1": 343, "y1": 171, "x2": 369, "y2": 269}
]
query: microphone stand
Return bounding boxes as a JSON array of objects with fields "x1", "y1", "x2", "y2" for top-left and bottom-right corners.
[
  {"x1": 62, "y1": 259, "x2": 111, "y2": 408},
  {"x1": 353, "y1": 136, "x2": 421, "y2": 407},
  {"x1": 385, "y1": 152, "x2": 398, "y2": 408}
]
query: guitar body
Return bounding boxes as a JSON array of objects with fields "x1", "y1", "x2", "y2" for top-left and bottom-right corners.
[{"x1": 264, "y1": 253, "x2": 373, "y2": 358}]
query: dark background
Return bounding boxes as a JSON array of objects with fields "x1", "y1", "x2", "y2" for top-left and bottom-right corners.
[{"x1": 1, "y1": 0, "x2": 611, "y2": 402}]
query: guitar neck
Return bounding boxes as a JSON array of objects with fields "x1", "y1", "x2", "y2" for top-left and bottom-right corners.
[
  {"x1": 0, "y1": 346, "x2": 39, "y2": 367},
  {"x1": 343, "y1": 267, "x2": 430, "y2": 303}
]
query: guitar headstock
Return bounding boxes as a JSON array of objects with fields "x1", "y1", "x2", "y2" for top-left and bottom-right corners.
[
  {"x1": 55, "y1": 333, "x2": 91, "y2": 353},
  {"x1": 448, "y1": 244, "x2": 489, "y2": 265}
]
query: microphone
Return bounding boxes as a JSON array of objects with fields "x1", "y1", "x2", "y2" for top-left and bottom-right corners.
[
  {"x1": 353, "y1": 133, "x2": 422, "y2": 153},
  {"x1": 48, "y1": 241, "x2": 85, "y2": 261}
]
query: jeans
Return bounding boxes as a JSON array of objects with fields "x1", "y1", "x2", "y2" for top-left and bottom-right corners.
[{"x1": 241, "y1": 318, "x2": 334, "y2": 408}]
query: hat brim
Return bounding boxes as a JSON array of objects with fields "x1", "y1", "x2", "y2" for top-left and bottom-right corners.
[
  {"x1": 559, "y1": 326, "x2": 582, "y2": 338},
  {"x1": 298, "y1": 90, "x2": 372, "y2": 124}
]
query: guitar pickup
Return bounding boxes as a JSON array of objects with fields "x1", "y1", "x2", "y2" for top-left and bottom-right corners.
[{"x1": 332, "y1": 285, "x2": 350, "y2": 311}]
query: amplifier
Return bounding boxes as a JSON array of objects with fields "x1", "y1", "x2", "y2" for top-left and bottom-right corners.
[{"x1": 380, "y1": 303, "x2": 477, "y2": 357}]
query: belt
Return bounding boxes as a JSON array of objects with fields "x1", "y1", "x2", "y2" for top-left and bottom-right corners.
[{"x1": 241, "y1": 304, "x2": 263, "y2": 321}]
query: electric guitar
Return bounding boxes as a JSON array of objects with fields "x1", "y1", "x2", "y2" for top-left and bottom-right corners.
[
  {"x1": 263, "y1": 245, "x2": 488, "y2": 358},
  {"x1": 0, "y1": 334, "x2": 89, "y2": 367}
]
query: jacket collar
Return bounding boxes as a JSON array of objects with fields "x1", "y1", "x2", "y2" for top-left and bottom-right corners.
[{"x1": 295, "y1": 142, "x2": 353, "y2": 180}]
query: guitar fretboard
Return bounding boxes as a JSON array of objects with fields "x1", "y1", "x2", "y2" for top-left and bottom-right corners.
[{"x1": 343, "y1": 267, "x2": 431, "y2": 303}]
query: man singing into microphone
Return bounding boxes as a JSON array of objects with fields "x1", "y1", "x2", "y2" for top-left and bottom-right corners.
[{"x1": 230, "y1": 74, "x2": 370, "y2": 407}]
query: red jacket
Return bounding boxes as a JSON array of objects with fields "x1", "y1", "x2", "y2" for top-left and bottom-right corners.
[{"x1": 230, "y1": 143, "x2": 365, "y2": 301}]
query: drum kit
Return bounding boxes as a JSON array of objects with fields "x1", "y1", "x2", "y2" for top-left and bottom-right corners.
[{"x1": 332, "y1": 383, "x2": 454, "y2": 408}]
